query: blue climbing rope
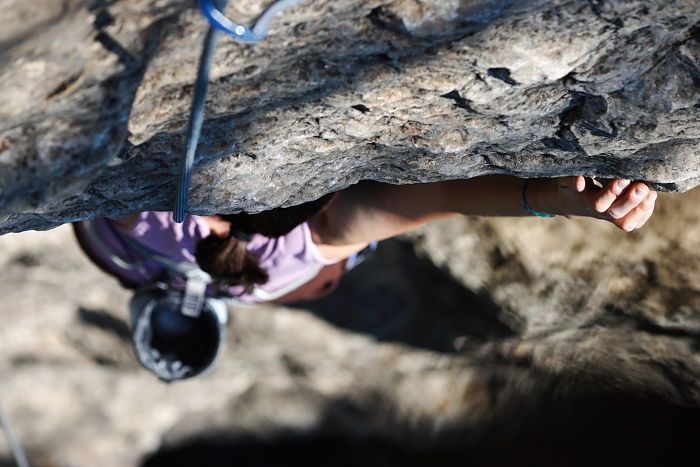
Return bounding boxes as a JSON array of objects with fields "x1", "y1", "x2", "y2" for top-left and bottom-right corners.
[
  {"x1": 173, "y1": 0, "x2": 228, "y2": 224},
  {"x1": 173, "y1": 0, "x2": 308, "y2": 223}
]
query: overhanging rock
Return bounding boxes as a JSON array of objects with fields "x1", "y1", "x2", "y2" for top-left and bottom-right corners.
[{"x1": 0, "y1": 0, "x2": 698, "y2": 234}]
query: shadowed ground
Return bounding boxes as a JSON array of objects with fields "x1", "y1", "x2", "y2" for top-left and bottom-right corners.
[{"x1": 0, "y1": 189, "x2": 698, "y2": 467}]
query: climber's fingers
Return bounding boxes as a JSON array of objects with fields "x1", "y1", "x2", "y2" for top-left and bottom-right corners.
[
  {"x1": 636, "y1": 193, "x2": 657, "y2": 230},
  {"x1": 605, "y1": 182, "x2": 650, "y2": 221},
  {"x1": 614, "y1": 191, "x2": 657, "y2": 232},
  {"x1": 592, "y1": 179, "x2": 631, "y2": 213}
]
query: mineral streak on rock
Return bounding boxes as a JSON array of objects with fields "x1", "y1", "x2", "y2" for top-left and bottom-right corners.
[{"x1": 0, "y1": 0, "x2": 698, "y2": 233}]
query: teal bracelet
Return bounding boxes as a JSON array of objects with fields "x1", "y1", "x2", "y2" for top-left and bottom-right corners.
[{"x1": 521, "y1": 180, "x2": 555, "y2": 218}]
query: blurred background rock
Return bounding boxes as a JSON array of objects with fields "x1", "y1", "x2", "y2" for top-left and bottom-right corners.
[{"x1": 0, "y1": 188, "x2": 697, "y2": 467}]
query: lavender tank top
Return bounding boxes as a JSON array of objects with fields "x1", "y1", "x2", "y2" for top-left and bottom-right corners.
[{"x1": 78, "y1": 212, "x2": 337, "y2": 304}]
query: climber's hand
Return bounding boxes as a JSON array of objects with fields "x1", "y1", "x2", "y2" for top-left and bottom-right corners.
[{"x1": 553, "y1": 176, "x2": 657, "y2": 232}]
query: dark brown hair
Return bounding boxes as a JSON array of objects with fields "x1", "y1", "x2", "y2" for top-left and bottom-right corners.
[{"x1": 195, "y1": 194, "x2": 334, "y2": 291}]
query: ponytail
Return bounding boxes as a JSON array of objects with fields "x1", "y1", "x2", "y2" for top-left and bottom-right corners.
[
  {"x1": 195, "y1": 193, "x2": 335, "y2": 290},
  {"x1": 195, "y1": 232, "x2": 269, "y2": 292}
]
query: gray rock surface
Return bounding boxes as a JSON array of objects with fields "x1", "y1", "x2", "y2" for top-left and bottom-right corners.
[
  {"x1": 1, "y1": 0, "x2": 699, "y2": 234},
  {"x1": 0, "y1": 188, "x2": 698, "y2": 467}
]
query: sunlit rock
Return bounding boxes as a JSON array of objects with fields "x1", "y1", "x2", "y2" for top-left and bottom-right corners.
[{"x1": 0, "y1": 0, "x2": 698, "y2": 233}]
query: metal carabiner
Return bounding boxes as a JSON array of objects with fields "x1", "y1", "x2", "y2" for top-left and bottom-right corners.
[
  {"x1": 173, "y1": 0, "x2": 307, "y2": 223},
  {"x1": 199, "y1": 0, "x2": 306, "y2": 43}
]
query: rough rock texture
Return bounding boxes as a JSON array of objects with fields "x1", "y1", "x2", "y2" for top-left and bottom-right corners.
[
  {"x1": 1, "y1": 0, "x2": 699, "y2": 233},
  {"x1": 0, "y1": 188, "x2": 698, "y2": 467}
]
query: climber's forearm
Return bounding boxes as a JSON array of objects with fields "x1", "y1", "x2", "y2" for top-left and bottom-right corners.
[{"x1": 312, "y1": 176, "x2": 548, "y2": 246}]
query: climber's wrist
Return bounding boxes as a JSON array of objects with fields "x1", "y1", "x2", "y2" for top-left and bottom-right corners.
[{"x1": 522, "y1": 178, "x2": 560, "y2": 217}]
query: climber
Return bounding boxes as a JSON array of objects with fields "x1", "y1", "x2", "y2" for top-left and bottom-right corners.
[
  {"x1": 76, "y1": 174, "x2": 658, "y2": 305},
  {"x1": 73, "y1": 175, "x2": 656, "y2": 381},
  {"x1": 79, "y1": 175, "x2": 657, "y2": 300}
]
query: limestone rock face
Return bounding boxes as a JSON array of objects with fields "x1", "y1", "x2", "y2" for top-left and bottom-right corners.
[{"x1": 0, "y1": 0, "x2": 699, "y2": 233}]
